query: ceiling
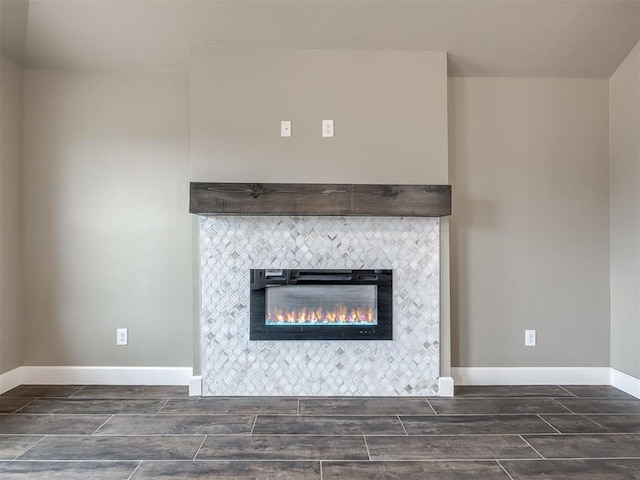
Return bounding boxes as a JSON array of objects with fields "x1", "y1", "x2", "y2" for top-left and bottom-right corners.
[{"x1": 1, "y1": 0, "x2": 639, "y2": 77}]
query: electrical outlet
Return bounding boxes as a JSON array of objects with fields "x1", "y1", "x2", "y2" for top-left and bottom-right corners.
[
  {"x1": 117, "y1": 328, "x2": 128, "y2": 346},
  {"x1": 525, "y1": 329, "x2": 536, "y2": 347},
  {"x1": 322, "y1": 119, "x2": 334, "y2": 137}
]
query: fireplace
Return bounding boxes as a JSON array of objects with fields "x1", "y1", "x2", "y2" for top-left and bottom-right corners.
[
  {"x1": 194, "y1": 183, "x2": 450, "y2": 395},
  {"x1": 250, "y1": 269, "x2": 392, "y2": 340},
  {"x1": 198, "y1": 214, "x2": 443, "y2": 395}
]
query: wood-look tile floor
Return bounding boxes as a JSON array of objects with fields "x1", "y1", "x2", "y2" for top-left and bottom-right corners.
[{"x1": 1, "y1": 385, "x2": 639, "y2": 479}]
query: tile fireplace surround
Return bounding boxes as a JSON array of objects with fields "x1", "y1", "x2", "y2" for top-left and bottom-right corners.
[{"x1": 199, "y1": 215, "x2": 441, "y2": 396}]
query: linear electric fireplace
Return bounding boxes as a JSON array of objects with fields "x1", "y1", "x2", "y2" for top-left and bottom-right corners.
[{"x1": 250, "y1": 269, "x2": 392, "y2": 340}]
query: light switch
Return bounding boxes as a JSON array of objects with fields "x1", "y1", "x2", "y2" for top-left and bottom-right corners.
[
  {"x1": 281, "y1": 121, "x2": 292, "y2": 137},
  {"x1": 322, "y1": 120, "x2": 334, "y2": 137},
  {"x1": 525, "y1": 329, "x2": 536, "y2": 347}
]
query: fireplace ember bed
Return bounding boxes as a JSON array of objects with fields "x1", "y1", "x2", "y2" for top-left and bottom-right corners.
[{"x1": 250, "y1": 269, "x2": 392, "y2": 341}]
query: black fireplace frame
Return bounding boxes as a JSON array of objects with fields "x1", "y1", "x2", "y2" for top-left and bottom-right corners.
[{"x1": 249, "y1": 269, "x2": 393, "y2": 341}]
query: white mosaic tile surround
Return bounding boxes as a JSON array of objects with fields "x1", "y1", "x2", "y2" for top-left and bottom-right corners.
[{"x1": 200, "y1": 216, "x2": 441, "y2": 396}]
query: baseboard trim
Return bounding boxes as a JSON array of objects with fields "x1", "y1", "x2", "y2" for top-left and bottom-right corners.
[
  {"x1": 189, "y1": 376, "x2": 202, "y2": 396},
  {"x1": 4, "y1": 365, "x2": 636, "y2": 398},
  {"x1": 451, "y1": 367, "x2": 611, "y2": 386},
  {"x1": 610, "y1": 368, "x2": 640, "y2": 399},
  {"x1": 0, "y1": 367, "x2": 25, "y2": 394},
  {"x1": 0, "y1": 366, "x2": 192, "y2": 393}
]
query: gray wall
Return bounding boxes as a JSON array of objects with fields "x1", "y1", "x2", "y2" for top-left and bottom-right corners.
[
  {"x1": 191, "y1": 48, "x2": 449, "y2": 183},
  {"x1": 0, "y1": 55, "x2": 24, "y2": 374},
  {"x1": 610, "y1": 41, "x2": 640, "y2": 379},
  {"x1": 22, "y1": 70, "x2": 193, "y2": 367},
  {"x1": 3, "y1": 47, "x2": 629, "y2": 379},
  {"x1": 449, "y1": 77, "x2": 611, "y2": 368}
]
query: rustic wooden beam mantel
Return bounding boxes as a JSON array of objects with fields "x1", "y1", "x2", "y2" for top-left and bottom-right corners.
[{"x1": 190, "y1": 182, "x2": 451, "y2": 217}]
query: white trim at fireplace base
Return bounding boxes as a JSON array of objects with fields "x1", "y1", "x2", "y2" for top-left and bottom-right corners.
[
  {"x1": 0, "y1": 366, "x2": 192, "y2": 395},
  {"x1": 438, "y1": 377, "x2": 455, "y2": 397},
  {"x1": 189, "y1": 375, "x2": 202, "y2": 396},
  {"x1": 452, "y1": 367, "x2": 640, "y2": 399}
]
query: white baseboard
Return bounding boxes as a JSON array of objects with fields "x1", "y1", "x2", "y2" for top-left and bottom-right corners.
[
  {"x1": 451, "y1": 367, "x2": 611, "y2": 386},
  {"x1": 438, "y1": 376, "x2": 454, "y2": 397},
  {"x1": 0, "y1": 367, "x2": 25, "y2": 394},
  {"x1": 611, "y1": 368, "x2": 640, "y2": 399},
  {"x1": 189, "y1": 375, "x2": 202, "y2": 396},
  {"x1": 0, "y1": 366, "x2": 192, "y2": 394},
  {"x1": 4, "y1": 365, "x2": 637, "y2": 398}
]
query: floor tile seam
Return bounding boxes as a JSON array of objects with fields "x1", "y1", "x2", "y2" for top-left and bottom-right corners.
[
  {"x1": 67, "y1": 386, "x2": 89, "y2": 397},
  {"x1": 9, "y1": 398, "x2": 40, "y2": 415},
  {"x1": 440, "y1": 396, "x2": 575, "y2": 400},
  {"x1": 0, "y1": 460, "x2": 321, "y2": 466},
  {"x1": 492, "y1": 457, "x2": 639, "y2": 462},
  {"x1": 192, "y1": 435, "x2": 208, "y2": 461},
  {"x1": 11, "y1": 435, "x2": 47, "y2": 461},
  {"x1": 71, "y1": 432, "x2": 562, "y2": 437},
  {"x1": 0, "y1": 458, "x2": 542, "y2": 464},
  {"x1": 30, "y1": 398, "x2": 174, "y2": 402},
  {"x1": 0, "y1": 413, "x2": 114, "y2": 417},
  {"x1": 259, "y1": 414, "x2": 421, "y2": 418},
  {"x1": 188, "y1": 456, "x2": 371, "y2": 462},
  {"x1": 15, "y1": 412, "x2": 185, "y2": 416},
  {"x1": 566, "y1": 412, "x2": 640, "y2": 416},
  {"x1": 424, "y1": 398, "x2": 439, "y2": 415},
  {"x1": 336, "y1": 456, "x2": 550, "y2": 462},
  {"x1": 64, "y1": 397, "x2": 181, "y2": 400},
  {"x1": 5, "y1": 458, "x2": 640, "y2": 464},
  {"x1": 89, "y1": 433, "x2": 253, "y2": 437},
  {"x1": 556, "y1": 386, "x2": 578, "y2": 398},
  {"x1": 558, "y1": 396, "x2": 639, "y2": 400},
  {"x1": 518, "y1": 435, "x2": 545, "y2": 459},
  {"x1": 159, "y1": 411, "x2": 299, "y2": 415},
  {"x1": 396, "y1": 415, "x2": 409, "y2": 435},
  {"x1": 549, "y1": 398, "x2": 576, "y2": 414},
  {"x1": 397, "y1": 412, "x2": 575, "y2": 416},
  {"x1": 270, "y1": 413, "x2": 436, "y2": 416},
  {"x1": 20, "y1": 457, "x2": 637, "y2": 464},
  {"x1": 496, "y1": 460, "x2": 516, "y2": 480},
  {"x1": 91, "y1": 414, "x2": 115, "y2": 435},
  {"x1": 154, "y1": 399, "x2": 171, "y2": 415},
  {"x1": 0, "y1": 459, "x2": 141, "y2": 463},
  {"x1": 535, "y1": 415, "x2": 562, "y2": 434},
  {"x1": 17, "y1": 432, "x2": 632, "y2": 438},
  {"x1": 153, "y1": 413, "x2": 293, "y2": 416},
  {"x1": 398, "y1": 413, "x2": 548, "y2": 418},
  {"x1": 125, "y1": 461, "x2": 142, "y2": 480},
  {"x1": 522, "y1": 432, "x2": 640, "y2": 437},
  {"x1": 363, "y1": 433, "x2": 542, "y2": 439},
  {"x1": 3, "y1": 433, "x2": 133, "y2": 437},
  {"x1": 583, "y1": 414, "x2": 620, "y2": 431}
]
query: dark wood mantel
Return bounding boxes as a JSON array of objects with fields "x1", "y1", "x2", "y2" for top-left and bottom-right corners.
[{"x1": 190, "y1": 182, "x2": 451, "y2": 217}]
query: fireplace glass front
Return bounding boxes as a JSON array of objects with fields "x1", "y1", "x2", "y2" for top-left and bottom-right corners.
[{"x1": 250, "y1": 269, "x2": 392, "y2": 340}]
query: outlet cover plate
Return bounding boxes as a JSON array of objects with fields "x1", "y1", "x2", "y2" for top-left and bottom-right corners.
[{"x1": 117, "y1": 328, "x2": 128, "y2": 346}]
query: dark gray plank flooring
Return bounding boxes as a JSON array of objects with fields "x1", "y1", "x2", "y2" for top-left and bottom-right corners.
[{"x1": 0, "y1": 384, "x2": 638, "y2": 479}]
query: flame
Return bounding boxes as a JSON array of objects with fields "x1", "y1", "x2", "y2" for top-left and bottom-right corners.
[{"x1": 267, "y1": 305, "x2": 376, "y2": 325}]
